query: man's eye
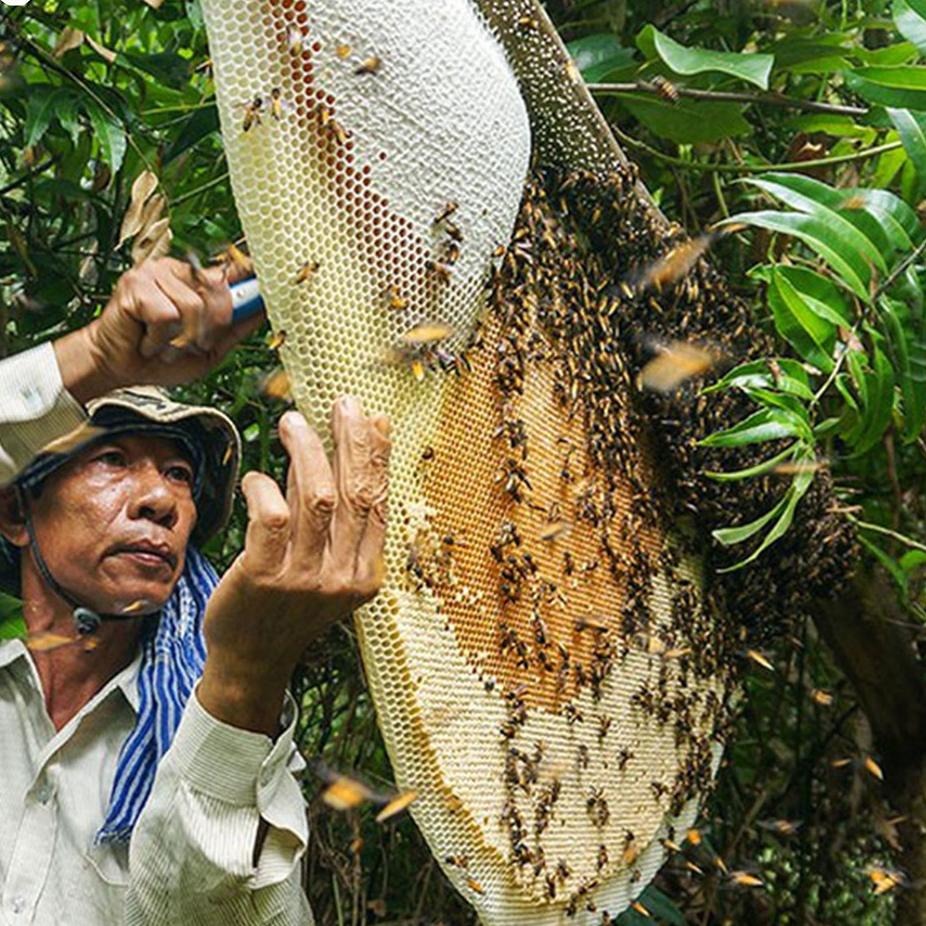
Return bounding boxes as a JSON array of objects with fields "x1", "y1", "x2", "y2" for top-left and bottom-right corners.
[
  {"x1": 168, "y1": 465, "x2": 193, "y2": 484},
  {"x1": 96, "y1": 450, "x2": 125, "y2": 466}
]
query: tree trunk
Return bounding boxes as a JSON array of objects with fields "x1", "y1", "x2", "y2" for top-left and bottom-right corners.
[{"x1": 815, "y1": 567, "x2": 926, "y2": 924}]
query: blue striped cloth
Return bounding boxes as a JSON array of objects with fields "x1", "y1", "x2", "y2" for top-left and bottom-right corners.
[{"x1": 95, "y1": 545, "x2": 218, "y2": 845}]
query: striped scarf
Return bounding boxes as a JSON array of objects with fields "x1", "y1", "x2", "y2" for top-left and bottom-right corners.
[{"x1": 94, "y1": 545, "x2": 218, "y2": 845}]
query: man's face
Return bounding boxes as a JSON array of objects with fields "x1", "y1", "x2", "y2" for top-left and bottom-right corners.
[{"x1": 25, "y1": 433, "x2": 198, "y2": 614}]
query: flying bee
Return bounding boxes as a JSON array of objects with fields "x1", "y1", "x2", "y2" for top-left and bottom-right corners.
[
  {"x1": 434, "y1": 201, "x2": 459, "y2": 225},
  {"x1": 355, "y1": 55, "x2": 382, "y2": 75},
  {"x1": 236, "y1": 95, "x2": 264, "y2": 132},
  {"x1": 651, "y1": 75, "x2": 680, "y2": 103}
]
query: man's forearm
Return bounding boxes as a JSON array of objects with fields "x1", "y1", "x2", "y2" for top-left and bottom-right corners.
[
  {"x1": 197, "y1": 658, "x2": 291, "y2": 738},
  {"x1": 52, "y1": 323, "x2": 115, "y2": 406}
]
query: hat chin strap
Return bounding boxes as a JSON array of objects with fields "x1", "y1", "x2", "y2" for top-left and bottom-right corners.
[{"x1": 24, "y1": 517, "x2": 149, "y2": 636}]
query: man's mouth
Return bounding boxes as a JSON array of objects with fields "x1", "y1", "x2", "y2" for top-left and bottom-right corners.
[{"x1": 110, "y1": 543, "x2": 177, "y2": 570}]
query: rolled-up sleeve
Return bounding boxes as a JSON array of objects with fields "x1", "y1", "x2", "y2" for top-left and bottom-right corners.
[
  {"x1": 0, "y1": 341, "x2": 88, "y2": 485},
  {"x1": 124, "y1": 682, "x2": 314, "y2": 926}
]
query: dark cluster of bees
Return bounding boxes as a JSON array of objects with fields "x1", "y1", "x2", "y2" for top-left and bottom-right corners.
[
  {"x1": 542, "y1": 167, "x2": 859, "y2": 643},
  {"x1": 401, "y1": 153, "x2": 856, "y2": 918}
]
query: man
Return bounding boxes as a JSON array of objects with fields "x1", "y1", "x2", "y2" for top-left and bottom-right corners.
[{"x1": 0, "y1": 256, "x2": 391, "y2": 924}]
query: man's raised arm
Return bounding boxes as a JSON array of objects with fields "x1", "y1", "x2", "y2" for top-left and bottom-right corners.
[{"x1": 0, "y1": 256, "x2": 262, "y2": 485}]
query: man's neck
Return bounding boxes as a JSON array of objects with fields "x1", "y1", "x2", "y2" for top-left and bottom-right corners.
[{"x1": 20, "y1": 568, "x2": 143, "y2": 732}]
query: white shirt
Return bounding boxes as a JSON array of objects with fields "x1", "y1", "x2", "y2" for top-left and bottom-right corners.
[
  {"x1": 0, "y1": 638, "x2": 315, "y2": 926},
  {"x1": 0, "y1": 344, "x2": 316, "y2": 925}
]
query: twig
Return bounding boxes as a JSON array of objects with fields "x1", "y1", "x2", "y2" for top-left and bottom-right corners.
[
  {"x1": 848, "y1": 515, "x2": 926, "y2": 555},
  {"x1": 0, "y1": 157, "x2": 55, "y2": 197},
  {"x1": 610, "y1": 122, "x2": 902, "y2": 174},
  {"x1": 171, "y1": 171, "x2": 230, "y2": 207},
  {"x1": 590, "y1": 80, "x2": 869, "y2": 118}
]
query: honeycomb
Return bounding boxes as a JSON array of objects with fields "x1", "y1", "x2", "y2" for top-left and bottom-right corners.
[{"x1": 200, "y1": 1, "x2": 734, "y2": 922}]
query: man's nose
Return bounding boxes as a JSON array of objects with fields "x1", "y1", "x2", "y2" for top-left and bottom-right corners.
[{"x1": 129, "y1": 462, "x2": 179, "y2": 529}]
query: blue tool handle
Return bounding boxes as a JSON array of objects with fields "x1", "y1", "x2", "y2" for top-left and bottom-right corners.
[{"x1": 230, "y1": 277, "x2": 265, "y2": 323}]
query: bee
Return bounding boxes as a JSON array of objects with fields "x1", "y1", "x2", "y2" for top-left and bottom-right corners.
[
  {"x1": 327, "y1": 117, "x2": 348, "y2": 147},
  {"x1": 355, "y1": 55, "x2": 382, "y2": 75},
  {"x1": 237, "y1": 95, "x2": 263, "y2": 132},
  {"x1": 386, "y1": 286, "x2": 408, "y2": 310},
  {"x1": 266, "y1": 329, "x2": 286, "y2": 350},
  {"x1": 425, "y1": 259, "x2": 452, "y2": 283},
  {"x1": 295, "y1": 259, "x2": 320, "y2": 284},
  {"x1": 434, "y1": 201, "x2": 459, "y2": 225},
  {"x1": 270, "y1": 87, "x2": 286, "y2": 121},
  {"x1": 623, "y1": 233, "x2": 718, "y2": 295},
  {"x1": 444, "y1": 220, "x2": 463, "y2": 242},
  {"x1": 651, "y1": 75, "x2": 680, "y2": 104},
  {"x1": 287, "y1": 26, "x2": 306, "y2": 55}
]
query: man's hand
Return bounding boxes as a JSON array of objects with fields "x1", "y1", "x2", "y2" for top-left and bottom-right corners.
[
  {"x1": 53, "y1": 257, "x2": 264, "y2": 403},
  {"x1": 197, "y1": 397, "x2": 391, "y2": 736}
]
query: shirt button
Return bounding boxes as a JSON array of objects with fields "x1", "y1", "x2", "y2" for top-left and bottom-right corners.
[
  {"x1": 11, "y1": 896, "x2": 25, "y2": 914},
  {"x1": 36, "y1": 782, "x2": 53, "y2": 804}
]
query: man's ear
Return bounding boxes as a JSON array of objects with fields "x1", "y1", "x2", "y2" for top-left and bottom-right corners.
[{"x1": 0, "y1": 486, "x2": 29, "y2": 549}]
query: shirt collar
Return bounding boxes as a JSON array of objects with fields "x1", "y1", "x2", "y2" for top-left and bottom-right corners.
[{"x1": 0, "y1": 636, "x2": 143, "y2": 714}]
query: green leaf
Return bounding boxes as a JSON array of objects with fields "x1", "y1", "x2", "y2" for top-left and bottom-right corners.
[
  {"x1": 567, "y1": 33, "x2": 637, "y2": 82},
  {"x1": 769, "y1": 267, "x2": 837, "y2": 371},
  {"x1": 24, "y1": 84, "x2": 58, "y2": 147},
  {"x1": 879, "y1": 296, "x2": 926, "y2": 440},
  {"x1": 744, "y1": 175, "x2": 889, "y2": 272},
  {"x1": 716, "y1": 469, "x2": 816, "y2": 571},
  {"x1": 713, "y1": 490, "x2": 792, "y2": 546},
  {"x1": 722, "y1": 211, "x2": 872, "y2": 300},
  {"x1": 618, "y1": 94, "x2": 752, "y2": 144},
  {"x1": 836, "y1": 187, "x2": 920, "y2": 252},
  {"x1": 858, "y1": 535, "x2": 908, "y2": 591},
  {"x1": 704, "y1": 443, "x2": 799, "y2": 481},
  {"x1": 637, "y1": 25, "x2": 774, "y2": 88},
  {"x1": 85, "y1": 100, "x2": 127, "y2": 173},
  {"x1": 0, "y1": 592, "x2": 23, "y2": 641},
  {"x1": 122, "y1": 51, "x2": 193, "y2": 89},
  {"x1": 703, "y1": 357, "x2": 815, "y2": 399},
  {"x1": 699, "y1": 407, "x2": 804, "y2": 448},
  {"x1": 163, "y1": 104, "x2": 219, "y2": 164},
  {"x1": 894, "y1": 0, "x2": 926, "y2": 55},
  {"x1": 888, "y1": 107, "x2": 926, "y2": 185},
  {"x1": 636, "y1": 886, "x2": 687, "y2": 926},
  {"x1": 843, "y1": 343, "x2": 896, "y2": 453},
  {"x1": 846, "y1": 66, "x2": 926, "y2": 110}
]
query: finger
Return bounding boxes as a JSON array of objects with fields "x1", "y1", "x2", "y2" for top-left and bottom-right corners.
[
  {"x1": 134, "y1": 283, "x2": 185, "y2": 359},
  {"x1": 277, "y1": 410, "x2": 336, "y2": 572},
  {"x1": 192, "y1": 264, "x2": 239, "y2": 352},
  {"x1": 328, "y1": 395, "x2": 375, "y2": 571},
  {"x1": 240, "y1": 471, "x2": 291, "y2": 576},
  {"x1": 157, "y1": 262, "x2": 221, "y2": 353},
  {"x1": 354, "y1": 415, "x2": 391, "y2": 598}
]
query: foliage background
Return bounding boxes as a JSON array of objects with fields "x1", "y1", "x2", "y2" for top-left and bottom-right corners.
[{"x1": 3, "y1": 0, "x2": 926, "y2": 923}]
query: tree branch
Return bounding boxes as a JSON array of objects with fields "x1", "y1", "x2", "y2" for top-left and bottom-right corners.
[{"x1": 589, "y1": 80, "x2": 870, "y2": 118}]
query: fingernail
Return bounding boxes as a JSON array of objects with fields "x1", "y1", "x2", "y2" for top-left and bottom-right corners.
[{"x1": 372, "y1": 417, "x2": 391, "y2": 439}]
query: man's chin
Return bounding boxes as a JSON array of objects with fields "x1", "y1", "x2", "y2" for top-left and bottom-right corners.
[{"x1": 94, "y1": 581, "x2": 175, "y2": 616}]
